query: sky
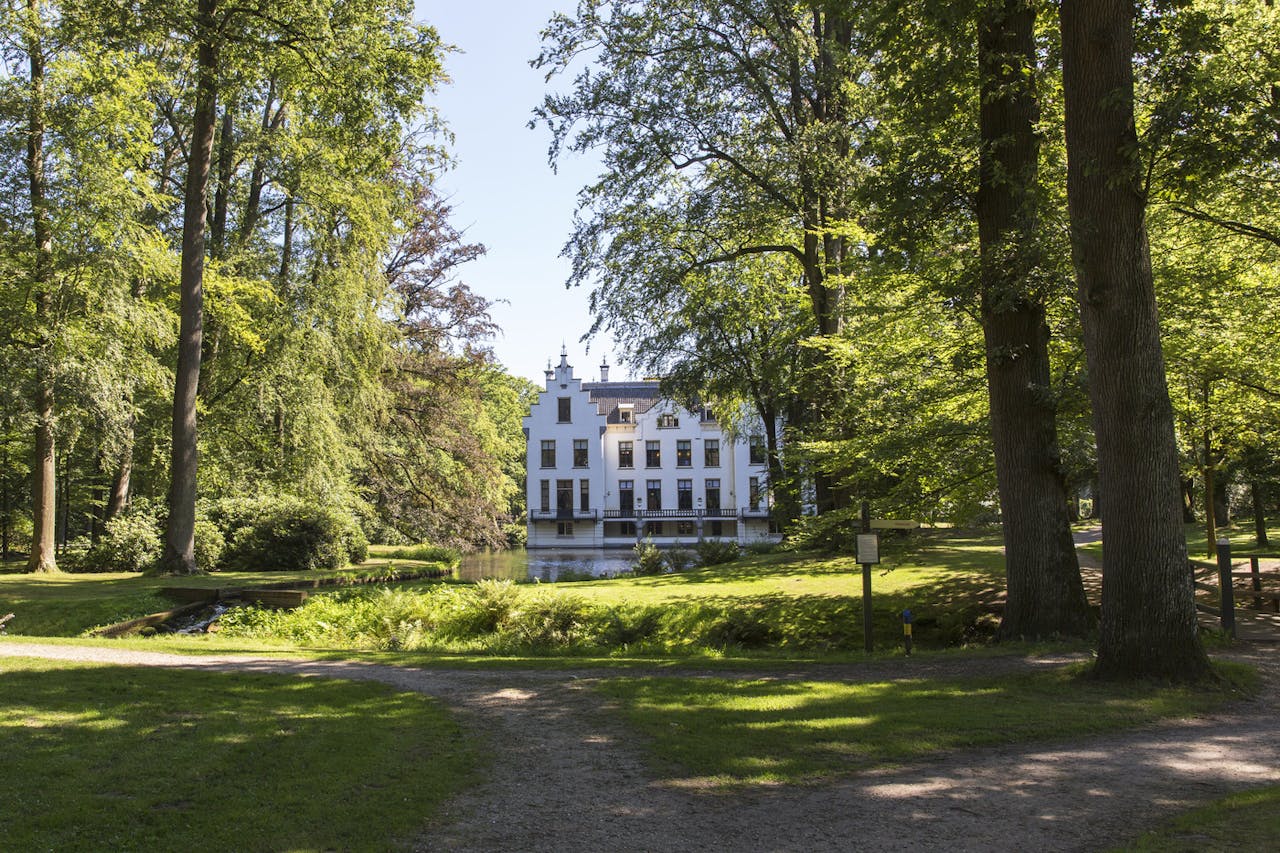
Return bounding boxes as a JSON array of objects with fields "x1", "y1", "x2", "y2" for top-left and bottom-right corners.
[{"x1": 414, "y1": 1, "x2": 621, "y2": 385}]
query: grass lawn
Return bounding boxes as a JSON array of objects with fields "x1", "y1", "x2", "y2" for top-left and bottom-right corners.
[
  {"x1": 1115, "y1": 784, "x2": 1280, "y2": 852},
  {"x1": 1187, "y1": 518, "x2": 1280, "y2": 557},
  {"x1": 1, "y1": 655, "x2": 482, "y2": 852},
  {"x1": 0, "y1": 557, "x2": 452, "y2": 637},
  {"x1": 596, "y1": 663, "x2": 1256, "y2": 785}
]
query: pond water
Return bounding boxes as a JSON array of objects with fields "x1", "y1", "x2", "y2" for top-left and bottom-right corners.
[{"x1": 456, "y1": 548, "x2": 636, "y2": 582}]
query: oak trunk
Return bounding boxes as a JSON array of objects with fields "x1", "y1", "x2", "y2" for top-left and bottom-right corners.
[
  {"x1": 1060, "y1": 0, "x2": 1211, "y2": 680},
  {"x1": 978, "y1": 0, "x2": 1090, "y2": 638}
]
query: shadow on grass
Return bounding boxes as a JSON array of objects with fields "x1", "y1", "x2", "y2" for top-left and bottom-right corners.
[
  {"x1": 0, "y1": 657, "x2": 479, "y2": 852},
  {"x1": 634, "y1": 532, "x2": 1008, "y2": 589},
  {"x1": 652, "y1": 571, "x2": 1006, "y2": 651},
  {"x1": 597, "y1": 665, "x2": 1249, "y2": 785}
]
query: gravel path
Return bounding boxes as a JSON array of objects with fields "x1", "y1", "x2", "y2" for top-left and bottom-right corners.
[{"x1": 4, "y1": 640, "x2": 1278, "y2": 852}]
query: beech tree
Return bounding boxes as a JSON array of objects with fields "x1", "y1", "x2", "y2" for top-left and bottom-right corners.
[
  {"x1": 537, "y1": 0, "x2": 867, "y2": 512},
  {"x1": 1060, "y1": 0, "x2": 1211, "y2": 680}
]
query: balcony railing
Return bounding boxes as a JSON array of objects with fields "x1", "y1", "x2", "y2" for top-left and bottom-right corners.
[
  {"x1": 531, "y1": 507, "x2": 770, "y2": 522},
  {"x1": 529, "y1": 509, "x2": 598, "y2": 521}
]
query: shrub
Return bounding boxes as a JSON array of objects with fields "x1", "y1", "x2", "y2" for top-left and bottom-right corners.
[
  {"x1": 497, "y1": 592, "x2": 592, "y2": 649},
  {"x1": 742, "y1": 540, "x2": 780, "y2": 556},
  {"x1": 430, "y1": 579, "x2": 520, "y2": 638},
  {"x1": 194, "y1": 518, "x2": 225, "y2": 573},
  {"x1": 664, "y1": 547, "x2": 694, "y2": 573},
  {"x1": 632, "y1": 538, "x2": 665, "y2": 576},
  {"x1": 216, "y1": 497, "x2": 366, "y2": 572},
  {"x1": 76, "y1": 512, "x2": 162, "y2": 573},
  {"x1": 701, "y1": 605, "x2": 779, "y2": 649},
  {"x1": 592, "y1": 604, "x2": 662, "y2": 647},
  {"x1": 694, "y1": 539, "x2": 740, "y2": 566}
]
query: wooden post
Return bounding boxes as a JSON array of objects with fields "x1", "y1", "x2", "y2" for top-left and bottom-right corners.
[
  {"x1": 1250, "y1": 555, "x2": 1262, "y2": 610},
  {"x1": 861, "y1": 500, "x2": 873, "y2": 653},
  {"x1": 1216, "y1": 537, "x2": 1235, "y2": 639}
]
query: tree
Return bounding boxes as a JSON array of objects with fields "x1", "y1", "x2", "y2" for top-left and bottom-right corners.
[
  {"x1": 18, "y1": 0, "x2": 56, "y2": 572},
  {"x1": 537, "y1": 0, "x2": 867, "y2": 512},
  {"x1": 977, "y1": 0, "x2": 1090, "y2": 638},
  {"x1": 1060, "y1": 0, "x2": 1210, "y2": 680}
]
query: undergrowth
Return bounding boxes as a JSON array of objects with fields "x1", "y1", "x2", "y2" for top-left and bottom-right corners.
[{"x1": 216, "y1": 578, "x2": 979, "y2": 654}]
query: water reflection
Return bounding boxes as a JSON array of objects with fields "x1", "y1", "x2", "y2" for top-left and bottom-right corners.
[{"x1": 456, "y1": 548, "x2": 635, "y2": 582}]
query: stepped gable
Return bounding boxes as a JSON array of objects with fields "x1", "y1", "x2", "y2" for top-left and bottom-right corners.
[{"x1": 582, "y1": 380, "x2": 662, "y2": 424}]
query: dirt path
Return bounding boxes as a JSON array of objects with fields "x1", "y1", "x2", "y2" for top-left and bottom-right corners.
[{"x1": 5, "y1": 641, "x2": 1278, "y2": 851}]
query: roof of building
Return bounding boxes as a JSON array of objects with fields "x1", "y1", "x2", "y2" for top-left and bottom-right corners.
[{"x1": 581, "y1": 380, "x2": 663, "y2": 424}]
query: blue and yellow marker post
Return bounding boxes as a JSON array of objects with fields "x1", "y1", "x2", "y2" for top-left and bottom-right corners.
[{"x1": 901, "y1": 608, "x2": 913, "y2": 656}]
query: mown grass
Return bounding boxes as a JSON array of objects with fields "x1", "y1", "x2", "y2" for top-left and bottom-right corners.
[
  {"x1": 0, "y1": 558, "x2": 454, "y2": 637},
  {"x1": 1115, "y1": 784, "x2": 1280, "y2": 852},
  {"x1": 207, "y1": 532, "x2": 1012, "y2": 656},
  {"x1": 0, "y1": 655, "x2": 482, "y2": 852},
  {"x1": 595, "y1": 662, "x2": 1256, "y2": 786}
]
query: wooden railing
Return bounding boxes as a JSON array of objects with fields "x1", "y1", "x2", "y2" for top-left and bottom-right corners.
[{"x1": 1192, "y1": 540, "x2": 1280, "y2": 638}]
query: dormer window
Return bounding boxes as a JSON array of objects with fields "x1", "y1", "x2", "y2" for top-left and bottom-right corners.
[
  {"x1": 657, "y1": 412, "x2": 679, "y2": 429},
  {"x1": 619, "y1": 407, "x2": 633, "y2": 424},
  {"x1": 557, "y1": 397, "x2": 571, "y2": 423}
]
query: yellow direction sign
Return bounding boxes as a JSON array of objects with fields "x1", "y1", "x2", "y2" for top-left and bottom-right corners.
[{"x1": 870, "y1": 519, "x2": 920, "y2": 530}]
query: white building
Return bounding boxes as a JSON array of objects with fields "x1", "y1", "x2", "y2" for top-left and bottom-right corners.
[{"x1": 523, "y1": 349, "x2": 780, "y2": 549}]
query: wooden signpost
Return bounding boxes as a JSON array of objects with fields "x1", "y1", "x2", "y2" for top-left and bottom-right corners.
[{"x1": 857, "y1": 502, "x2": 920, "y2": 653}]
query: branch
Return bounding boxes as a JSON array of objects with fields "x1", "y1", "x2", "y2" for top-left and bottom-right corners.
[
  {"x1": 684, "y1": 243, "x2": 805, "y2": 272},
  {"x1": 1172, "y1": 206, "x2": 1280, "y2": 248}
]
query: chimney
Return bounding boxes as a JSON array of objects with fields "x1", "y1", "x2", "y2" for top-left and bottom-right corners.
[{"x1": 600, "y1": 360, "x2": 610, "y2": 383}]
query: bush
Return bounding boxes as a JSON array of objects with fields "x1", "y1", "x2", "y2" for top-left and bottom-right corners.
[
  {"x1": 76, "y1": 512, "x2": 162, "y2": 573},
  {"x1": 194, "y1": 518, "x2": 225, "y2": 573},
  {"x1": 664, "y1": 547, "x2": 694, "y2": 573},
  {"x1": 632, "y1": 538, "x2": 665, "y2": 576},
  {"x1": 701, "y1": 605, "x2": 779, "y2": 649},
  {"x1": 430, "y1": 579, "x2": 520, "y2": 638},
  {"x1": 742, "y1": 540, "x2": 781, "y2": 556},
  {"x1": 497, "y1": 592, "x2": 592, "y2": 649},
  {"x1": 592, "y1": 604, "x2": 662, "y2": 647},
  {"x1": 378, "y1": 543, "x2": 461, "y2": 566},
  {"x1": 694, "y1": 539, "x2": 740, "y2": 566},
  {"x1": 217, "y1": 498, "x2": 367, "y2": 572}
]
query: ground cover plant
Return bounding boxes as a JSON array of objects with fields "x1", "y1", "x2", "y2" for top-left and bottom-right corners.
[
  {"x1": 214, "y1": 532, "x2": 1011, "y2": 654},
  {"x1": 0, "y1": 656, "x2": 481, "y2": 852},
  {"x1": 593, "y1": 663, "x2": 1256, "y2": 785},
  {"x1": 0, "y1": 552, "x2": 457, "y2": 637},
  {"x1": 1116, "y1": 784, "x2": 1280, "y2": 852}
]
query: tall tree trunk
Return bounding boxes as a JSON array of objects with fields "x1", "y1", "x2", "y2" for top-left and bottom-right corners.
[
  {"x1": 278, "y1": 194, "x2": 294, "y2": 287},
  {"x1": 1252, "y1": 481, "x2": 1269, "y2": 548},
  {"x1": 59, "y1": 450, "x2": 71, "y2": 551},
  {"x1": 24, "y1": 2, "x2": 56, "y2": 573},
  {"x1": 979, "y1": 0, "x2": 1090, "y2": 639},
  {"x1": 103, "y1": 413, "x2": 134, "y2": 525},
  {"x1": 239, "y1": 80, "x2": 282, "y2": 245},
  {"x1": 163, "y1": 0, "x2": 219, "y2": 575},
  {"x1": 1180, "y1": 476, "x2": 1196, "y2": 523},
  {"x1": 210, "y1": 106, "x2": 234, "y2": 258},
  {"x1": 2, "y1": 435, "x2": 11, "y2": 561},
  {"x1": 1203, "y1": 426, "x2": 1217, "y2": 559},
  {"x1": 1060, "y1": 0, "x2": 1210, "y2": 680}
]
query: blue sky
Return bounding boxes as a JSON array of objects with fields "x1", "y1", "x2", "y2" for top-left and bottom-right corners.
[{"x1": 415, "y1": 1, "x2": 621, "y2": 384}]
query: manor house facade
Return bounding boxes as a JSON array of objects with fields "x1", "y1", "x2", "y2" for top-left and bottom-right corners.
[{"x1": 523, "y1": 349, "x2": 780, "y2": 549}]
